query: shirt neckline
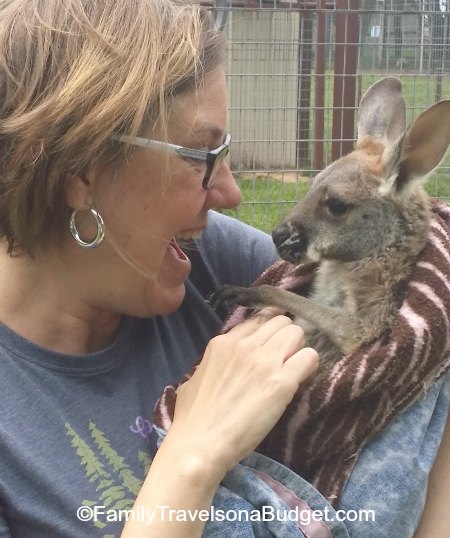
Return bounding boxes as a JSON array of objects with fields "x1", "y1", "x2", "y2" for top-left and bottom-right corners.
[{"x1": 0, "y1": 315, "x2": 136, "y2": 375}]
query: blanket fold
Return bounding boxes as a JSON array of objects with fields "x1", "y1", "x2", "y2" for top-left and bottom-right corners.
[{"x1": 153, "y1": 200, "x2": 450, "y2": 506}]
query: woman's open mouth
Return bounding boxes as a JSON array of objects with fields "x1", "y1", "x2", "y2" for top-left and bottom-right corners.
[{"x1": 168, "y1": 238, "x2": 188, "y2": 260}]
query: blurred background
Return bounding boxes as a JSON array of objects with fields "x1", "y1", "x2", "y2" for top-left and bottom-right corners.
[{"x1": 202, "y1": 0, "x2": 450, "y2": 232}]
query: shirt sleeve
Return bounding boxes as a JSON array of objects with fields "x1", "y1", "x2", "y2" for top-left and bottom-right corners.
[{"x1": 187, "y1": 210, "x2": 279, "y2": 300}]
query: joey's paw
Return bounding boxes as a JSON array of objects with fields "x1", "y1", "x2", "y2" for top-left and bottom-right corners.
[{"x1": 208, "y1": 285, "x2": 259, "y2": 313}]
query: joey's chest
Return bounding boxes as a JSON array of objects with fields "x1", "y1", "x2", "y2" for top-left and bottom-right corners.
[{"x1": 310, "y1": 262, "x2": 353, "y2": 310}]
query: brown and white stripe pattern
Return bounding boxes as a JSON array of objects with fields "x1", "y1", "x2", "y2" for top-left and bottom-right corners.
[{"x1": 153, "y1": 201, "x2": 450, "y2": 507}]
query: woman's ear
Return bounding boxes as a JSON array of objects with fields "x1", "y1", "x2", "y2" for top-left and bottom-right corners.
[{"x1": 64, "y1": 166, "x2": 97, "y2": 210}]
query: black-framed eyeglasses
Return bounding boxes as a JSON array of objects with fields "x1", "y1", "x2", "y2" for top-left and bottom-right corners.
[{"x1": 112, "y1": 132, "x2": 232, "y2": 189}]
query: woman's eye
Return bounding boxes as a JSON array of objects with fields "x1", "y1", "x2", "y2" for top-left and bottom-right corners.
[{"x1": 325, "y1": 198, "x2": 349, "y2": 216}]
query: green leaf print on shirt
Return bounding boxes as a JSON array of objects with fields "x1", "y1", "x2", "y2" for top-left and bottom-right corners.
[{"x1": 65, "y1": 421, "x2": 152, "y2": 537}]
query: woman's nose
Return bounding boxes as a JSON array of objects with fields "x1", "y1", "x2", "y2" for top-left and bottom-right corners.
[{"x1": 206, "y1": 162, "x2": 242, "y2": 210}]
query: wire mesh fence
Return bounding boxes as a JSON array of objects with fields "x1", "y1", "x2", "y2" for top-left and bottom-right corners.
[{"x1": 203, "y1": 0, "x2": 450, "y2": 232}]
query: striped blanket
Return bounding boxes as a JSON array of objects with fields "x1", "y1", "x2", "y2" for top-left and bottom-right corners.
[{"x1": 154, "y1": 200, "x2": 450, "y2": 506}]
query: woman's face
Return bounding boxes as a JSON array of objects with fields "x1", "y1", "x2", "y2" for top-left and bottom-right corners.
[{"x1": 73, "y1": 66, "x2": 242, "y2": 317}]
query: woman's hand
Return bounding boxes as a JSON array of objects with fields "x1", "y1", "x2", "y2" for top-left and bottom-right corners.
[
  {"x1": 167, "y1": 308, "x2": 319, "y2": 478},
  {"x1": 122, "y1": 309, "x2": 318, "y2": 538}
]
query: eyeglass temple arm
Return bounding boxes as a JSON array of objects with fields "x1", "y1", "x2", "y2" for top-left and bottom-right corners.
[{"x1": 111, "y1": 134, "x2": 209, "y2": 161}]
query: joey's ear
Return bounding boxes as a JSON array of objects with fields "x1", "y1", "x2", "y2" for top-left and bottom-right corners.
[
  {"x1": 381, "y1": 99, "x2": 450, "y2": 194},
  {"x1": 64, "y1": 168, "x2": 96, "y2": 210},
  {"x1": 357, "y1": 77, "x2": 406, "y2": 146}
]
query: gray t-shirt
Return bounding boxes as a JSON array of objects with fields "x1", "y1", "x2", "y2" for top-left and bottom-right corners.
[{"x1": 0, "y1": 211, "x2": 278, "y2": 537}]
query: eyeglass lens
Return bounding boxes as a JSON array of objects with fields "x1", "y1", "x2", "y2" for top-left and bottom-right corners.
[{"x1": 203, "y1": 146, "x2": 230, "y2": 189}]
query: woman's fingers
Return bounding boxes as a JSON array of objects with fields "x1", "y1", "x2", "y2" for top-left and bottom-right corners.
[
  {"x1": 225, "y1": 307, "x2": 288, "y2": 339},
  {"x1": 283, "y1": 347, "x2": 320, "y2": 386},
  {"x1": 229, "y1": 312, "x2": 310, "y2": 366},
  {"x1": 261, "y1": 323, "x2": 306, "y2": 364}
]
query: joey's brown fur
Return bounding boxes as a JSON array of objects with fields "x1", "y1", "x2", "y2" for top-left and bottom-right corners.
[{"x1": 213, "y1": 78, "x2": 450, "y2": 369}]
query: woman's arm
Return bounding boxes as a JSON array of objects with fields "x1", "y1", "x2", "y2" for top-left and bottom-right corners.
[
  {"x1": 414, "y1": 407, "x2": 450, "y2": 538},
  {"x1": 121, "y1": 310, "x2": 319, "y2": 537},
  {"x1": 119, "y1": 433, "x2": 225, "y2": 538}
]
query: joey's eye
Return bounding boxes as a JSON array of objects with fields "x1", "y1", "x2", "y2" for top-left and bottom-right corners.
[{"x1": 325, "y1": 198, "x2": 349, "y2": 216}]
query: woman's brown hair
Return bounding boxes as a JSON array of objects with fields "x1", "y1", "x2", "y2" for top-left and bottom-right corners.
[{"x1": 0, "y1": 0, "x2": 224, "y2": 255}]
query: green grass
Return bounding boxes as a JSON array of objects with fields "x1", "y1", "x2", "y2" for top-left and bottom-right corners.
[
  {"x1": 222, "y1": 174, "x2": 450, "y2": 233},
  {"x1": 223, "y1": 177, "x2": 309, "y2": 232}
]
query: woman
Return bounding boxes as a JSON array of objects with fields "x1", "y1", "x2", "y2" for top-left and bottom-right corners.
[
  {"x1": 0, "y1": 1, "x2": 318, "y2": 537},
  {"x1": 0, "y1": 1, "x2": 448, "y2": 537}
]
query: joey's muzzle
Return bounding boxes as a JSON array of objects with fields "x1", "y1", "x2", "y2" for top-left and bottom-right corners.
[{"x1": 272, "y1": 222, "x2": 308, "y2": 263}]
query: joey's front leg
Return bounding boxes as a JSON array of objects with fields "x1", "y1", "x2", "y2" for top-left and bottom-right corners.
[
  {"x1": 212, "y1": 284, "x2": 313, "y2": 316},
  {"x1": 211, "y1": 285, "x2": 363, "y2": 355},
  {"x1": 209, "y1": 285, "x2": 274, "y2": 313}
]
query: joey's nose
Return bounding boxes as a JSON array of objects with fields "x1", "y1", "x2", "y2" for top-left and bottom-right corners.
[
  {"x1": 272, "y1": 224, "x2": 291, "y2": 248},
  {"x1": 272, "y1": 221, "x2": 308, "y2": 263}
]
